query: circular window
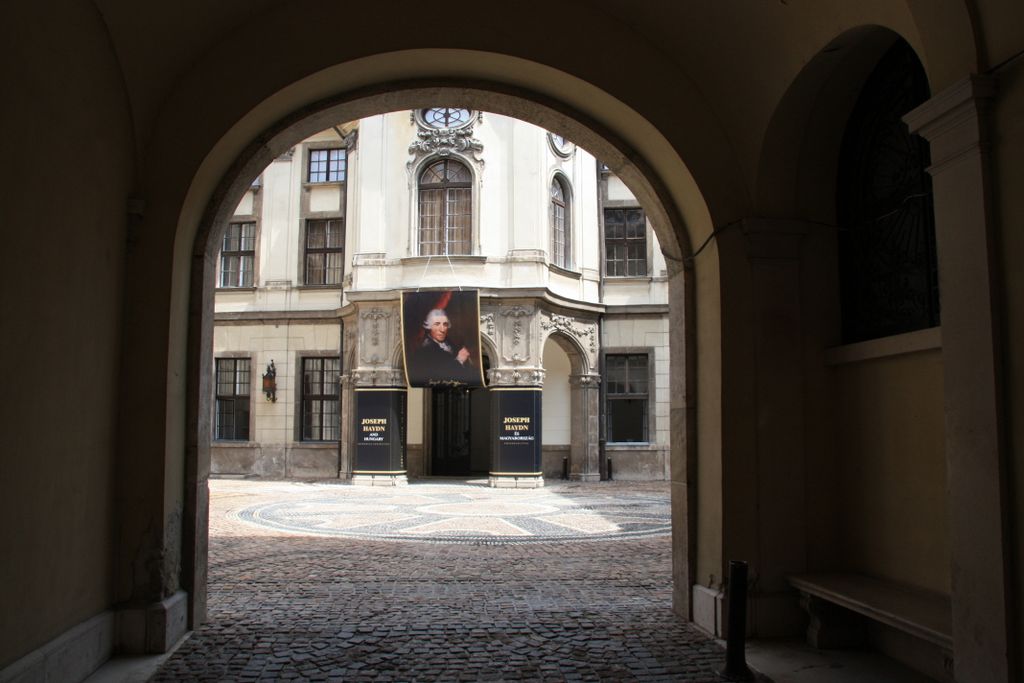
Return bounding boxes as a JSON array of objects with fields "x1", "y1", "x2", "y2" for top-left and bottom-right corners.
[
  {"x1": 548, "y1": 131, "x2": 574, "y2": 157},
  {"x1": 421, "y1": 107, "x2": 473, "y2": 129}
]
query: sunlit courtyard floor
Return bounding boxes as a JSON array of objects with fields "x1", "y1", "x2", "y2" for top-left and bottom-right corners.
[{"x1": 151, "y1": 478, "x2": 729, "y2": 681}]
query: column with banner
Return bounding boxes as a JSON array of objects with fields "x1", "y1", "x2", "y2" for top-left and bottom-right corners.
[
  {"x1": 352, "y1": 388, "x2": 407, "y2": 485},
  {"x1": 490, "y1": 388, "x2": 543, "y2": 488}
]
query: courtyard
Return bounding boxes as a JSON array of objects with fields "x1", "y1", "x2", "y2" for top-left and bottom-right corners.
[{"x1": 151, "y1": 479, "x2": 726, "y2": 681}]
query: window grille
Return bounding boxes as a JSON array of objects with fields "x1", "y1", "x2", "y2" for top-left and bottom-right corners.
[
  {"x1": 215, "y1": 358, "x2": 250, "y2": 440},
  {"x1": 302, "y1": 357, "x2": 340, "y2": 441}
]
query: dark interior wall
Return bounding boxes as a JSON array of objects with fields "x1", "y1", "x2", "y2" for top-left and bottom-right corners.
[{"x1": 0, "y1": 1, "x2": 133, "y2": 668}]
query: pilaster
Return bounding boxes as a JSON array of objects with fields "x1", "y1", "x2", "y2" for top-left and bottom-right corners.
[
  {"x1": 905, "y1": 75, "x2": 1010, "y2": 683},
  {"x1": 568, "y1": 374, "x2": 601, "y2": 481}
]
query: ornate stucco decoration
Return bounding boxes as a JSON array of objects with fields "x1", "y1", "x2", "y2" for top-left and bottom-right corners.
[
  {"x1": 501, "y1": 306, "x2": 532, "y2": 347},
  {"x1": 407, "y1": 109, "x2": 485, "y2": 176},
  {"x1": 488, "y1": 367, "x2": 545, "y2": 387},
  {"x1": 540, "y1": 311, "x2": 599, "y2": 366},
  {"x1": 358, "y1": 306, "x2": 395, "y2": 366},
  {"x1": 569, "y1": 373, "x2": 601, "y2": 387},
  {"x1": 480, "y1": 312, "x2": 495, "y2": 338},
  {"x1": 351, "y1": 368, "x2": 404, "y2": 387},
  {"x1": 408, "y1": 127, "x2": 483, "y2": 161}
]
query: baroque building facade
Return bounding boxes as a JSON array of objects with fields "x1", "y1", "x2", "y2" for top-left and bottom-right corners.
[{"x1": 211, "y1": 110, "x2": 671, "y2": 486}]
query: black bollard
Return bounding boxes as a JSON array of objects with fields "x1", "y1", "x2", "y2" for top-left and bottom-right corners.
[
  {"x1": 606, "y1": 457, "x2": 613, "y2": 481},
  {"x1": 562, "y1": 456, "x2": 569, "y2": 480},
  {"x1": 720, "y1": 560, "x2": 753, "y2": 681}
]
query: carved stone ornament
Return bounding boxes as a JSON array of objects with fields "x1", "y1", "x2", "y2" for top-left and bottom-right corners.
[
  {"x1": 480, "y1": 312, "x2": 495, "y2": 338},
  {"x1": 408, "y1": 128, "x2": 484, "y2": 164},
  {"x1": 488, "y1": 367, "x2": 545, "y2": 387},
  {"x1": 351, "y1": 368, "x2": 404, "y2": 387},
  {"x1": 361, "y1": 308, "x2": 389, "y2": 346},
  {"x1": 541, "y1": 311, "x2": 598, "y2": 356},
  {"x1": 569, "y1": 374, "x2": 601, "y2": 387},
  {"x1": 358, "y1": 306, "x2": 394, "y2": 366},
  {"x1": 501, "y1": 306, "x2": 532, "y2": 348}
]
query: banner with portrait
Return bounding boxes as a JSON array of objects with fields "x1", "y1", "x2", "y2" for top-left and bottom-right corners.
[{"x1": 401, "y1": 289, "x2": 485, "y2": 388}]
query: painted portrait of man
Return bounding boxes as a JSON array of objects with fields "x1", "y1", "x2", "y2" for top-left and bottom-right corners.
[{"x1": 402, "y1": 290, "x2": 484, "y2": 388}]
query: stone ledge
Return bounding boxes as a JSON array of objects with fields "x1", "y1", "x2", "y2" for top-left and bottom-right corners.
[{"x1": 0, "y1": 611, "x2": 113, "y2": 683}]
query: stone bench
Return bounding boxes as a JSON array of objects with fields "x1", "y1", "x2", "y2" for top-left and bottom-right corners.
[{"x1": 789, "y1": 573, "x2": 952, "y2": 653}]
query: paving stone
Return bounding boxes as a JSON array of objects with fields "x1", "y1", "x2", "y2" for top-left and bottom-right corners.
[{"x1": 153, "y1": 479, "x2": 730, "y2": 682}]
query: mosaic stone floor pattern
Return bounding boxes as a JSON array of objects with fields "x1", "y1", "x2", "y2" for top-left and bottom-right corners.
[
  {"x1": 153, "y1": 479, "x2": 730, "y2": 682},
  {"x1": 232, "y1": 480, "x2": 672, "y2": 544}
]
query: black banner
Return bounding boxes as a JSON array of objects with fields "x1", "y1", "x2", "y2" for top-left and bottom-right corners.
[
  {"x1": 401, "y1": 289, "x2": 485, "y2": 388},
  {"x1": 491, "y1": 389, "x2": 542, "y2": 475},
  {"x1": 353, "y1": 390, "x2": 406, "y2": 473}
]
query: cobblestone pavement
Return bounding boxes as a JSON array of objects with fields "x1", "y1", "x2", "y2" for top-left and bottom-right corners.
[{"x1": 152, "y1": 479, "x2": 728, "y2": 682}]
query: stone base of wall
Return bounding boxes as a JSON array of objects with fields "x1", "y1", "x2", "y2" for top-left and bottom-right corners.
[
  {"x1": 1, "y1": 611, "x2": 114, "y2": 683},
  {"x1": 692, "y1": 584, "x2": 724, "y2": 637},
  {"x1": 116, "y1": 590, "x2": 189, "y2": 655},
  {"x1": 542, "y1": 445, "x2": 570, "y2": 480},
  {"x1": 211, "y1": 443, "x2": 340, "y2": 478},
  {"x1": 605, "y1": 445, "x2": 669, "y2": 480},
  {"x1": 406, "y1": 444, "x2": 424, "y2": 478}
]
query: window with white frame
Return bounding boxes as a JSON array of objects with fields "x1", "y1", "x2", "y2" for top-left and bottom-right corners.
[
  {"x1": 307, "y1": 148, "x2": 346, "y2": 183},
  {"x1": 550, "y1": 177, "x2": 571, "y2": 269},
  {"x1": 219, "y1": 222, "x2": 255, "y2": 288},
  {"x1": 418, "y1": 159, "x2": 472, "y2": 256}
]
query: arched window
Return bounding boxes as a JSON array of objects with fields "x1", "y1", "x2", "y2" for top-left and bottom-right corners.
[
  {"x1": 418, "y1": 159, "x2": 472, "y2": 256},
  {"x1": 837, "y1": 40, "x2": 938, "y2": 343},
  {"x1": 550, "y1": 177, "x2": 571, "y2": 269}
]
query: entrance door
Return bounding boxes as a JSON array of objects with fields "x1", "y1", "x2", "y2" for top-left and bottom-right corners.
[{"x1": 431, "y1": 386, "x2": 490, "y2": 476}]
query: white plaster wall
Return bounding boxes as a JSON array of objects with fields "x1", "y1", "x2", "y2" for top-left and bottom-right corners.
[
  {"x1": 541, "y1": 340, "x2": 572, "y2": 445},
  {"x1": 217, "y1": 113, "x2": 667, "y2": 315},
  {"x1": 213, "y1": 322, "x2": 341, "y2": 445}
]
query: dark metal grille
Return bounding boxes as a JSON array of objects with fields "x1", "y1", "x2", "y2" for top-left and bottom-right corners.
[
  {"x1": 308, "y1": 148, "x2": 346, "y2": 183},
  {"x1": 551, "y1": 179, "x2": 570, "y2": 268},
  {"x1": 215, "y1": 358, "x2": 250, "y2": 441},
  {"x1": 219, "y1": 222, "x2": 255, "y2": 288},
  {"x1": 419, "y1": 159, "x2": 472, "y2": 256},
  {"x1": 606, "y1": 354, "x2": 649, "y2": 442},
  {"x1": 302, "y1": 357, "x2": 340, "y2": 441},
  {"x1": 604, "y1": 208, "x2": 647, "y2": 277},
  {"x1": 304, "y1": 219, "x2": 344, "y2": 285},
  {"x1": 837, "y1": 40, "x2": 938, "y2": 343}
]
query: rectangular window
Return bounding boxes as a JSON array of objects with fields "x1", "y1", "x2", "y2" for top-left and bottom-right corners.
[
  {"x1": 302, "y1": 357, "x2": 340, "y2": 441},
  {"x1": 219, "y1": 222, "x2": 256, "y2": 288},
  {"x1": 215, "y1": 358, "x2": 250, "y2": 440},
  {"x1": 308, "y1": 148, "x2": 346, "y2": 183},
  {"x1": 304, "y1": 218, "x2": 344, "y2": 285},
  {"x1": 605, "y1": 353, "x2": 649, "y2": 442},
  {"x1": 604, "y1": 208, "x2": 648, "y2": 277}
]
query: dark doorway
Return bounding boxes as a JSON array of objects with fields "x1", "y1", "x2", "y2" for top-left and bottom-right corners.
[{"x1": 431, "y1": 386, "x2": 491, "y2": 476}]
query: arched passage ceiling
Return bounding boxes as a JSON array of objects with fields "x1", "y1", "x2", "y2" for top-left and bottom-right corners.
[{"x1": 91, "y1": 0, "x2": 985, "y2": 241}]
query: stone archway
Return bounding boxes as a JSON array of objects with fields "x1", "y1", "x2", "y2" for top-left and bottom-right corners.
[
  {"x1": 543, "y1": 330, "x2": 600, "y2": 482},
  {"x1": 179, "y1": 76, "x2": 705, "y2": 629}
]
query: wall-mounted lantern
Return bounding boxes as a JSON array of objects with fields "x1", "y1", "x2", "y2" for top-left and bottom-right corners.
[{"x1": 262, "y1": 360, "x2": 277, "y2": 402}]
